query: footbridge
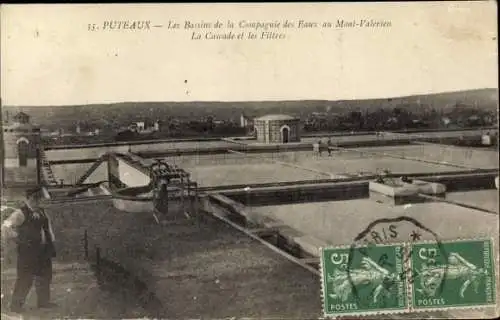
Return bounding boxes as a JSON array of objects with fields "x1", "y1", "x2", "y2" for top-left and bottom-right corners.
[{"x1": 41, "y1": 152, "x2": 200, "y2": 222}]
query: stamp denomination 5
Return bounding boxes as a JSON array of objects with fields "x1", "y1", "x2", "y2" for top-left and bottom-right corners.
[
  {"x1": 321, "y1": 244, "x2": 408, "y2": 317},
  {"x1": 410, "y1": 238, "x2": 496, "y2": 311},
  {"x1": 321, "y1": 238, "x2": 497, "y2": 317}
]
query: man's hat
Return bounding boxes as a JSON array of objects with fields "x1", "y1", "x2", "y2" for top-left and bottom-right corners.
[{"x1": 24, "y1": 188, "x2": 45, "y2": 211}]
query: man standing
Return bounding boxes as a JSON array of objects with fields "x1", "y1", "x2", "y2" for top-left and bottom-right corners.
[
  {"x1": 317, "y1": 139, "x2": 323, "y2": 157},
  {"x1": 1, "y1": 196, "x2": 57, "y2": 313},
  {"x1": 327, "y1": 138, "x2": 333, "y2": 156}
]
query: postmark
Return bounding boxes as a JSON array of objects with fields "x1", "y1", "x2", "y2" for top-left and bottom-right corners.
[
  {"x1": 350, "y1": 216, "x2": 449, "y2": 296},
  {"x1": 326, "y1": 216, "x2": 450, "y2": 318},
  {"x1": 320, "y1": 243, "x2": 407, "y2": 317},
  {"x1": 410, "y1": 238, "x2": 496, "y2": 311}
]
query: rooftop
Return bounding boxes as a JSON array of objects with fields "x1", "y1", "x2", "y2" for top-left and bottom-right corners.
[{"x1": 255, "y1": 114, "x2": 298, "y2": 121}]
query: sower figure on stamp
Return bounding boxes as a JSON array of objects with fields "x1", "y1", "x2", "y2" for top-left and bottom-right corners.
[{"x1": 1, "y1": 195, "x2": 57, "y2": 313}]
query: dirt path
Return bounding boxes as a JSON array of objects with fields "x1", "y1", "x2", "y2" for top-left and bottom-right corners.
[{"x1": 1, "y1": 262, "x2": 146, "y2": 319}]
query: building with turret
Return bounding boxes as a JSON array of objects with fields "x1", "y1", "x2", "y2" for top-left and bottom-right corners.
[{"x1": 1, "y1": 112, "x2": 42, "y2": 186}]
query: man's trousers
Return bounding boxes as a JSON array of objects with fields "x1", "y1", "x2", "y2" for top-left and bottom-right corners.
[{"x1": 10, "y1": 247, "x2": 53, "y2": 310}]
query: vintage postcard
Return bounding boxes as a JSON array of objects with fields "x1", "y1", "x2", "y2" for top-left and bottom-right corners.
[{"x1": 1, "y1": 2, "x2": 498, "y2": 319}]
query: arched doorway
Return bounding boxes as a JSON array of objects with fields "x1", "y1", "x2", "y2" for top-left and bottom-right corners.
[
  {"x1": 17, "y1": 138, "x2": 29, "y2": 167},
  {"x1": 281, "y1": 126, "x2": 290, "y2": 144}
]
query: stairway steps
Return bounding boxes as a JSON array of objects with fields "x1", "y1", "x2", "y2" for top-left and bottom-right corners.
[{"x1": 39, "y1": 149, "x2": 59, "y2": 185}]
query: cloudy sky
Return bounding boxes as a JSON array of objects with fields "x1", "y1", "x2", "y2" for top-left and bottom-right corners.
[{"x1": 1, "y1": 2, "x2": 497, "y2": 106}]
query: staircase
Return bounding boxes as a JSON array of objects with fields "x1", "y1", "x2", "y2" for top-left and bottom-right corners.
[{"x1": 39, "y1": 148, "x2": 58, "y2": 185}]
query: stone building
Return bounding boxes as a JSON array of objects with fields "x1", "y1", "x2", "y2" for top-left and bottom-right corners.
[
  {"x1": 254, "y1": 114, "x2": 301, "y2": 144},
  {"x1": 2, "y1": 112, "x2": 42, "y2": 186}
]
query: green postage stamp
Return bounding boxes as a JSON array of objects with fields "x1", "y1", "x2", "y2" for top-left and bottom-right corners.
[
  {"x1": 321, "y1": 243, "x2": 408, "y2": 317},
  {"x1": 320, "y1": 238, "x2": 497, "y2": 317},
  {"x1": 410, "y1": 238, "x2": 496, "y2": 311}
]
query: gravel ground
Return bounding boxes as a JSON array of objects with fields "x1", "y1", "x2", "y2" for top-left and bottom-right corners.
[
  {"x1": 2, "y1": 200, "x2": 322, "y2": 319},
  {"x1": 1, "y1": 262, "x2": 147, "y2": 319}
]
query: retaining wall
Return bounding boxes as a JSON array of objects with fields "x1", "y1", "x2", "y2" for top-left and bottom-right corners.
[{"x1": 223, "y1": 172, "x2": 498, "y2": 206}]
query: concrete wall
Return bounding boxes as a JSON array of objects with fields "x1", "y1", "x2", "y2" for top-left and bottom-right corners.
[
  {"x1": 2, "y1": 166, "x2": 39, "y2": 185},
  {"x1": 44, "y1": 140, "x2": 235, "y2": 161},
  {"x1": 117, "y1": 160, "x2": 150, "y2": 187},
  {"x1": 3, "y1": 159, "x2": 40, "y2": 186},
  {"x1": 112, "y1": 197, "x2": 187, "y2": 214},
  {"x1": 83, "y1": 161, "x2": 109, "y2": 184},
  {"x1": 2, "y1": 131, "x2": 41, "y2": 185},
  {"x1": 51, "y1": 163, "x2": 94, "y2": 185},
  {"x1": 112, "y1": 198, "x2": 154, "y2": 213},
  {"x1": 48, "y1": 145, "x2": 131, "y2": 162},
  {"x1": 222, "y1": 172, "x2": 497, "y2": 206},
  {"x1": 2, "y1": 132, "x2": 41, "y2": 160},
  {"x1": 108, "y1": 156, "x2": 150, "y2": 188},
  {"x1": 3, "y1": 158, "x2": 37, "y2": 168}
]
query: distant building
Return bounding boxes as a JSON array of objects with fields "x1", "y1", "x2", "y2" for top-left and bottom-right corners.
[
  {"x1": 154, "y1": 120, "x2": 160, "y2": 132},
  {"x1": 129, "y1": 121, "x2": 158, "y2": 133},
  {"x1": 12, "y1": 111, "x2": 30, "y2": 124},
  {"x1": 128, "y1": 122, "x2": 145, "y2": 132},
  {"x1": 240, "y1": 114, "x2": 253, "y2": 128},
  {"x1": 482, "y1": 131, "x2": 498, "y2": 146},
  {"x1": 128, "y1": 123, "x2": 138, "y2": 132},
  {"x1": 136, "y1": 122, "x2": 145, "y2": 131},
  {"x1": 254, "y1": 114, "x2": 301, "y2": 144},
  {"x1": 441, "y1": 117, "x2": 452, "y2": 126}
]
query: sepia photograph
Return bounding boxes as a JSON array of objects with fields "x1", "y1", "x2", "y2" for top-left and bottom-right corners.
[{"x1": 1, "y1": 2, "x2": 498, "y2": 319}]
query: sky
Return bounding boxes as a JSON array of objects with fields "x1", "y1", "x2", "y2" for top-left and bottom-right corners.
[{"x1": 1, "y1": 2, "x2": 498, "y2": 106}]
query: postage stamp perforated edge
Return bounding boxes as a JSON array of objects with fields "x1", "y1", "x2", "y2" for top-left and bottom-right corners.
[
  {"x1": 319, "y1": 237, "x2": 499, "y2": 317},
  {"x1": 319, "y1": 242, "x2": 410, "y2": 318},
  {"x1": 407, "y1": 237, "x2": 498, "y2": 314}
]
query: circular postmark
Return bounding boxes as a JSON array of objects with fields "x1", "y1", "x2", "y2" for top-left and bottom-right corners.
[{"x1": 344, "y1": 216, "x2": 449, "y2": 312}]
